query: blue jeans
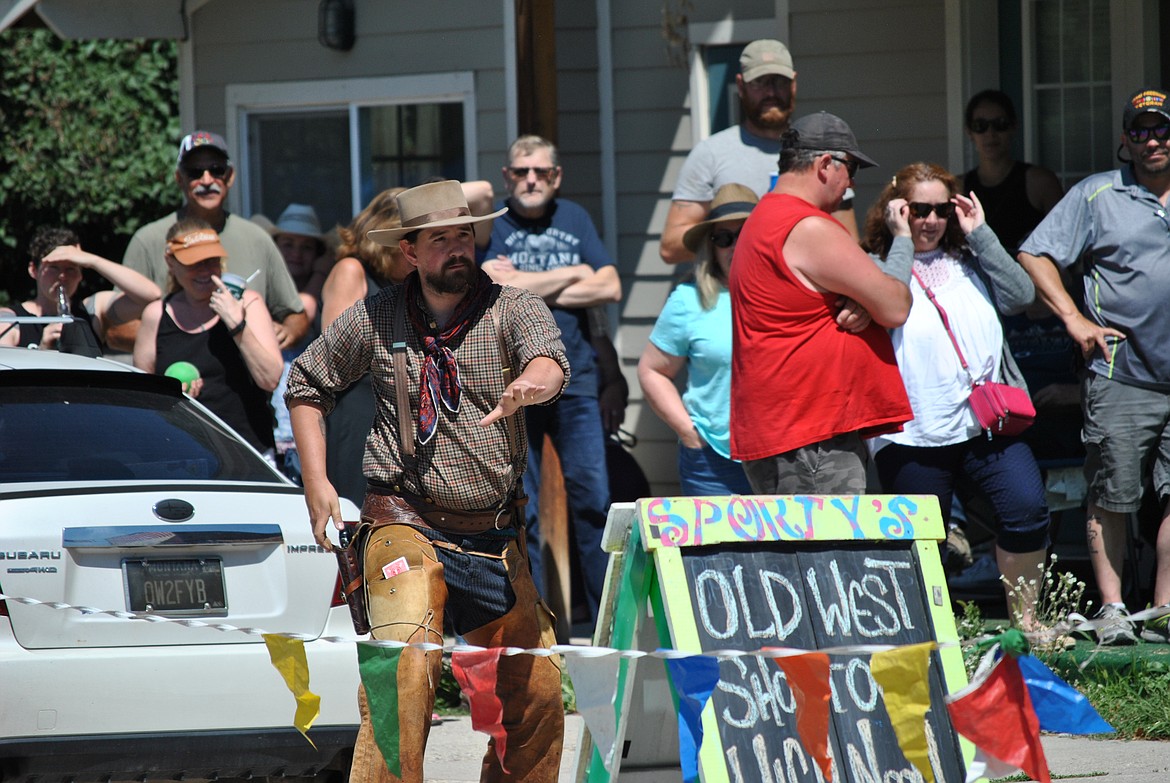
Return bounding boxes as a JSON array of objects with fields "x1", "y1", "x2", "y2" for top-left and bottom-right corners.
[
  {"x1": 524, "y1": 394, "x2": 611, "y2": 625},
  {"x1": 678, "y1": 440, "x2": 753, "y2": 496},
  {"x1": 874, "y1": 436, "x2": 1050, "y2": 553}
]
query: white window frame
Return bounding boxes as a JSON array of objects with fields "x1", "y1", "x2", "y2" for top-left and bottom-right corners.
[
  {"x1": 224, "y1": 72, "x2": 478, "y2": 218},
  {"x1": 685, "y1": 15, "x2": 789, "y2": 145},
  {"x1": 1019, "y1": 0, "x2": 1159, "y2": 180}
]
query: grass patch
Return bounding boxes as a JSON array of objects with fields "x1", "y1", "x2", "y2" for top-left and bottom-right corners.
[{"x1": 1073, "y1": 657, "x2": 1170, "y2": 738}]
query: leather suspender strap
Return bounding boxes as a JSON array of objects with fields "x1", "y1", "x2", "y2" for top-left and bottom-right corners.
[{"x1": 390, "y1": 290, "x2": 416, "y2": 458}]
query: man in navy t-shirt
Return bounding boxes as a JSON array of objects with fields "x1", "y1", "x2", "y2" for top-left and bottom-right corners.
[{"x1": 482, "y1": 135, "x2": 621, "y2": 627}]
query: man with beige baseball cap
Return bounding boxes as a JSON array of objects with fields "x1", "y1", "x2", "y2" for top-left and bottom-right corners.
[
  {"x1": 287, "y1": 180, "x2": 569, "y2": 782},
  {"x1": 662, "y1": 38, "x2": 859, "y2": 263}
]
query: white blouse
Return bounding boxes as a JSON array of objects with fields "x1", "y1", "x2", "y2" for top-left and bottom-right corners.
[{"x1": 871, "y1": 248, "x2": 1004, "y2": 452}]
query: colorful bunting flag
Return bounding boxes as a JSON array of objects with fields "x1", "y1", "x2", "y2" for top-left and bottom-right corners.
[
  {"x1": 946, "y1": 653, "x2": 1050, "y2": 783},
  {"x1": 262, "y1": 634, "x2": 321, "y2": 748},
  {"x1": 871, "y1": 641, "x2": 936, "y2": 783},
  {"x1": 774, "y1": 652, "x2": 833, "y2": 781},
  {"x1": 357, "y1": 643, "x2": 403, "y2": 778},
  {"x1": 565, "y1": 651, "x2": 625, "y2": 771},
  {"x1": 451, "y1": 648, "x2": 510, "y2": 775},
  {"x1": 1016, "y1": 653, "x2": 1113, "y2": 735},
  {"x1": 664, "y1": 655, "x2": 720, "y2": 783}
]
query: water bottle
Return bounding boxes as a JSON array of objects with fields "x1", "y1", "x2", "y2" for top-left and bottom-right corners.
[{"x1": 57, "y1": 286, "x2": 71, "y2": 317}]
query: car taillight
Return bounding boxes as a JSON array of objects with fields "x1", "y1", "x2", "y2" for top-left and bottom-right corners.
[
  {"x1": 330, "y1": 572, "x2": 346, "y2": 609},
  {"x1": 0, "y1": 582, "x2": 8, "y2": 617}
]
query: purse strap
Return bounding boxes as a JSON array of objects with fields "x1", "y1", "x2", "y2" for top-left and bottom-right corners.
[{"x1": 911, "y1": 269, "x2": 976, "y2": 384}]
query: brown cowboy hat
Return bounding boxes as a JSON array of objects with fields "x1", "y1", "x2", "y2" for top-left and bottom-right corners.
[
  {"x1": 367, "y1": 180, "x2": 506, "y2": 246},
  {"x1": 682, "y1": 183, "x2": 759, "y2": 252}
]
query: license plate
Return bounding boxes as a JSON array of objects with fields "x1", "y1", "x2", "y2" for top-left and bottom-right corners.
[{"x1": 123, "y1": 558, "x2": 227, "y2": 615}]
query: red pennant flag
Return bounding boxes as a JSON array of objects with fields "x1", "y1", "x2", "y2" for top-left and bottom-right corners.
[
  {"x1": 946, "y1": 655, "x2": 1050, "y2": 783},
  {"x1": 451, "y1": 649, "x2": 510, "y2": 775},
  {"x1": 774, "y1": 652, "x2": 833, "y2": 781}
]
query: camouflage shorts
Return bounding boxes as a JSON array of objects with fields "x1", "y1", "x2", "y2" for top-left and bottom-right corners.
[{"x1": 743, "y1": 431, "x2": 868, "y2": 494}]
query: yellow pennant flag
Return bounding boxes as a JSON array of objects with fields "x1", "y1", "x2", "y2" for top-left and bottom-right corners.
[
  {"x1": 264, "y1": 634, "x2": 322, "y2": 748},
  {"x1": 870, "y1": 641, "x2": 935, "y2": 783}
]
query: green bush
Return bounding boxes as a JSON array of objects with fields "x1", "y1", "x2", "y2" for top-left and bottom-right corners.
[{"x1": 0, "y1": 29, "x2": 179, "y2": 303}]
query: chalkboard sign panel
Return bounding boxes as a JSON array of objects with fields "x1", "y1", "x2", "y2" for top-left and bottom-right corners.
[
  {"x1": 682, "y1": 542, "x2": 964, "y2": 783},
  {"x1": 581, "y1": 496, "x2": 968, "y2": 783}
]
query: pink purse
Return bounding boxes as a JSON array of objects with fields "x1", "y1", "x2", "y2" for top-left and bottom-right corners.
[{"x1": 913, "y1": 270, "x2": 1035, "y2": 439}]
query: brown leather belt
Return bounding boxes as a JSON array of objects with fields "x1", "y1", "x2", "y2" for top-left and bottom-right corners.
[{"x1": 361, "y1": 489, "x2": 507, "y2": 535}]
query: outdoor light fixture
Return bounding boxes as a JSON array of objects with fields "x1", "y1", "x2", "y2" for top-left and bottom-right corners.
[{"x1": 318, "y1": 0, "x2": 355, "y2": 51}]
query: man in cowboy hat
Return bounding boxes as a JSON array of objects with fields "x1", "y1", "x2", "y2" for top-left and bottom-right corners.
[
  {"x1": 729, "y1": 112, "x2": 912, "y2": 494},
  {"x1": 286, "y1": 179, "x2": 570, "y2": 783}
]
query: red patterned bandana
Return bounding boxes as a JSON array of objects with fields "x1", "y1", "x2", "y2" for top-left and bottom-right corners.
[{"x1": 404, "y1": 270, "x2": 493, "y2": 444}]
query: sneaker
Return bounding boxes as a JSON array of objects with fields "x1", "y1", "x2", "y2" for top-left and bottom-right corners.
[
  {"x1": 949, "y1": 554, "x2": 1001, "y2": 590},
  {"x1": 1094, "y1": 604, "x2": 1138, "y2": 646},
  {"x1": 1140, "y1": 607, "x2": 1170, "y2": 643},
  {"x1": 945, "y1": 525, "x2": 974, "y2": 573}
]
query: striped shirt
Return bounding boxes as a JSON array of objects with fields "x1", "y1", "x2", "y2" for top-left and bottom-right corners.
[{"x1": 287, "y1": 280, "x2": 569, "y2": 511}]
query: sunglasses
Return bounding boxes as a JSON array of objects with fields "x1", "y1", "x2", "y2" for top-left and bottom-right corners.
[
  {"x1": 182, "y1": 163, "x2": 231, "y2": 180},
  {"x1": 827, "y1": 153, "x2": 859, "y2": 178},
  {"x1": 508, "y1": 166, "x2": 558, "y2": 181},
  {"x1": 1125, "y1": 123, "x2": 1170, "y2": 144},
  {"x1": 710, "y1": 229, "x2": 742, "y2": 249},
  {"x1": 907, "y1": 202, "x2": 956, "y2": 219},
  {"x1": 969, "y1": 117, "x2": 1013, "y2": 134}
]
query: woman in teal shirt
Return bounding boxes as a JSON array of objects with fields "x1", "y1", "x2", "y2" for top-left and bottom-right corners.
[{"x1": 639, "y1": 184, "x2": 757, "y2": 495}]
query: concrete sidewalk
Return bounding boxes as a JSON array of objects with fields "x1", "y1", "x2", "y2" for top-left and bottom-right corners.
[{"x1": 421, "y1": 714, "x2": 1170, "y2": 783}]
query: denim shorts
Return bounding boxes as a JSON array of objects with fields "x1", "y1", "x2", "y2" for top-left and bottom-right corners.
[{"x1": 1082, "y1": 372, "x2": 1170, "y2": 513}]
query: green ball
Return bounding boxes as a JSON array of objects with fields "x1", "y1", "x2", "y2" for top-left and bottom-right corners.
[{"x1": 164, "y1": 361, "x2": 200, "y2": 385}]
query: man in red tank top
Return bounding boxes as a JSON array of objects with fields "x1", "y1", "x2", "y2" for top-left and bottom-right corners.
[{"x1": 729, "y1": 112, "x2": 913, "y2": 494}]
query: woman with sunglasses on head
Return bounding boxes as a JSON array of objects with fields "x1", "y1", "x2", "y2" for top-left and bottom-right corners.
[
  {"x1": 963, "y1": 90, "x2": 1063, "y2": 254},
  {"x1": 639, "y1": 184, "x2": 757, "y2": 495},
  {"x1": 861, "y1": 163, "x2": 1051, "y2": 633}
]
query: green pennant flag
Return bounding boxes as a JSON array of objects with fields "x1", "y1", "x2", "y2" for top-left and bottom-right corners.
[{"x1": 357, "y1": 643, "x2": 403, "y2": 778}]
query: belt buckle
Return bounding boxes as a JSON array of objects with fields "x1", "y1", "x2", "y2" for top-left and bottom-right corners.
[{"x1": 494, "y1": 506, "x2": 510, "y2": 530}]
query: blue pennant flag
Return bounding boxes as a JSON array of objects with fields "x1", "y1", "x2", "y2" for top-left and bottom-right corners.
[
  {"x1": 664, "y1": 655, "x2": 721, "y2": 783},
  {"x1": 1017, "y1": 653, "x2": 1113, "y2": 735}
]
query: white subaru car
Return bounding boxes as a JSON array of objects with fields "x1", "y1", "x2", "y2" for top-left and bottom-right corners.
[{"x1": 0, "y1": 347, "x2": 362, "y2": 782}]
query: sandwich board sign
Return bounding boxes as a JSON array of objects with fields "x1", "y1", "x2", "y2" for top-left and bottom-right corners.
[{"x1": 581, "y1": 495, "x2": 971, "y2": 783}]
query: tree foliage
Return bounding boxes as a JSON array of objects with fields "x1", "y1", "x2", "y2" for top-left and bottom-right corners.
[{"x1": 0, "y1": 30, "x2": 179, "y2": 303}]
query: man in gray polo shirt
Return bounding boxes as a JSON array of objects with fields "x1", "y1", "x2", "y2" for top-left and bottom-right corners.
[{"x1": 1019, "y1": 87, "x2": 1170, "y2": 645}]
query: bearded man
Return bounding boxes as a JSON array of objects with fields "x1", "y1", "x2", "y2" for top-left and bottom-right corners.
[
  {"x1": 660, "y1": 39, "x2": 859, "y2": 263},
  {"x1": 287, "y1": 180, "x2": 569, "y2": 782}
]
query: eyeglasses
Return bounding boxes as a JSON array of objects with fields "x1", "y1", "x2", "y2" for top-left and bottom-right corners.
[
  {"x1": 827, "y1": 154, "x2": 859, "y2": 178},
  {"x1": 907, "y1": 202, "x2": 956, "y2": 219},
  {"x1": 182, "y1": 163, "x2": 231, "y2": 180},
  {"x1": 508, "y1": 166, "x2": 558, "y2": 181},
  {"x1": 710, "y1": 229, "x2": 742, "y2": 248},
  {"x1": 969, "y1": 117, "x2": 1013, "y2": 134},
  {"x1": 1125, "y1": 123, "x2": 1170, "y2": 144}
]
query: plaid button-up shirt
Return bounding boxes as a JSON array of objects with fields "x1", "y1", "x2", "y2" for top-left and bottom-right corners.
[{"x1": 287, "y1": 281, "x2": 569, "y2": 511}]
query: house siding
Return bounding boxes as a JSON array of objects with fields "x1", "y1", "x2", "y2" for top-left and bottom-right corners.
[{"x1": 183, "y1": 0, "x2": 950, "y2": 498}]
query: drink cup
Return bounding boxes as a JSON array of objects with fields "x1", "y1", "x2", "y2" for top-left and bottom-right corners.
[{"x1": 220, "y1": 273, "x2": 247, "y2": 300}]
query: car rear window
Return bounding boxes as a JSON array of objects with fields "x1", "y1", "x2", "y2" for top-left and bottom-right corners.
[{"x1": 0, "y1": 378, "x2": 281, "y2": 484}]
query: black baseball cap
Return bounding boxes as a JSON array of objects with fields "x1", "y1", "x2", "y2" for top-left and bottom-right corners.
[
  {"x1": 783, "y1": 112, "x2": 878, "y2": 169},
  {"x1": 1122, "y1": 88, "x2": 1170, "y2": 130}
]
